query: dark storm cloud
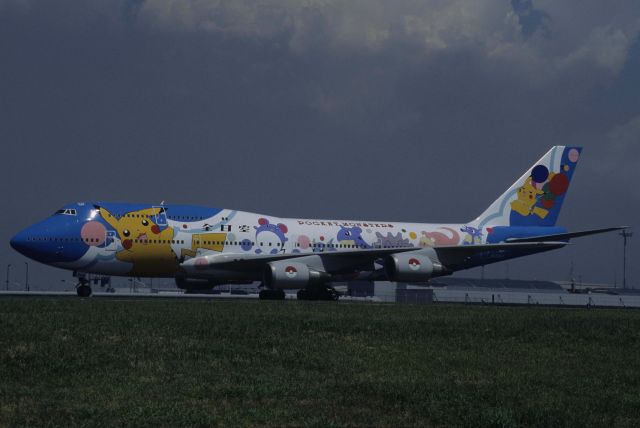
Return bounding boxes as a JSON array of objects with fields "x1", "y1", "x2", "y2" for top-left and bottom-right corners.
[
  {"x1": 511, "y1": 0, "x2": 551, "y2": 38},
  {"x1": 1, "y1": 0, "x2": 639, "y2": 289},
  {"x1": 121, "y1": 0, "x2": 146, "y2": 26}
]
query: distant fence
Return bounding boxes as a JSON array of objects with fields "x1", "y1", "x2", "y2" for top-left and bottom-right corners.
[
  {"x1": 431, "y1": 290, "x2": 640, "y2": 308},
  {"x1": 3, "y1": 289, "x2": 640, "y2": 308}
]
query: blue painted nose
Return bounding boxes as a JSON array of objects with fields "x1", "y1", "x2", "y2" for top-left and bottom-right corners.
[
  {"x1": 10, "y1": 220, "x2": 88, "y2": 264},
  {"x1": 10, "y1": 225, "x2": 50, "y2": 262},
  {"x1": 10, "y1": 230, "x2": 29, "y2": 256}
]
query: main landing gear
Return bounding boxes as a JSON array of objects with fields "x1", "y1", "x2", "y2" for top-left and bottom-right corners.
[
  {"x1": 259, "y1": 289, "x2": 286, "y2": 300},
  {"x1": 258, "y1": 286, "x2": 341, "y2": 301},
  {"x1": 76, "y1": 278, "x2": 92, "y2": 297},
  {"x1": 297, "y1": 286, "x2": 340, "y2": 301}
]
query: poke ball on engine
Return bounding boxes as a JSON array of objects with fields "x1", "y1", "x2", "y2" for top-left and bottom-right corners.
[
  {"x1": 195, "y1": 258, "x2": 209, "y2": 270},
  {"x1": 285, "y1": 266, "x2": 297, "y2": 278},
  {"x1": 408, "y1": 258, "x2": 421, "y2": 271}
]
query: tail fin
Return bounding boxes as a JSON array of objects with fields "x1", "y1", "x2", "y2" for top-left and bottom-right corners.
[{"x1": 471, "y1": 146, "x2": 582, "y2": 229}]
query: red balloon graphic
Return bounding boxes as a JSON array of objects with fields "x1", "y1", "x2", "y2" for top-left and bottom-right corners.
[{"x1": 549, "y1": 174, "x2": 569, "y2": 195}]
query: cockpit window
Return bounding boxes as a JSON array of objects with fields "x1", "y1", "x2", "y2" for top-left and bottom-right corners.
[{"x1": 55, "y1": 208, "x2": 77, "y2": 216}]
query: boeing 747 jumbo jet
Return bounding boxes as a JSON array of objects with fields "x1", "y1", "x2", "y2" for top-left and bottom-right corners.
[{"x1": 10, "y1": 147, "x2": 624, "y2": 300}]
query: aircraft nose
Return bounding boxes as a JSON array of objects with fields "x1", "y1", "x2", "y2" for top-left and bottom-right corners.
[{"x1": 9, "y1": 230, "x2": 29, "y2": 255}]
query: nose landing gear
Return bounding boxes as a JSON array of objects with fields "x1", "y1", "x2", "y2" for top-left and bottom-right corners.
[{"x1": 76, "y1": 278, "x2": 92, "y2": 297}]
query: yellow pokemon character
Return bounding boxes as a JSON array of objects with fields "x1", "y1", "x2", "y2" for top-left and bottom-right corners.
[
  {"x1": 510, "y1": 177, "x2": 548, "y2": 219},
  {"x1": 181, "y1": 233, "x2": 228, "y2": 258},
  {"x1": 98, "y1": 206, "x2": 180, "y2": 276}
]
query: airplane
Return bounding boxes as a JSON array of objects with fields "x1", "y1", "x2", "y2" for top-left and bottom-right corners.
[{"x1": 10, "y1": 146, "x2": 625, "y2": 300}]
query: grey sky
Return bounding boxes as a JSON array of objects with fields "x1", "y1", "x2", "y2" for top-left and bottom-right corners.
[{"x1": 1, "y1": 0, "x2": 638, "y2": 290}]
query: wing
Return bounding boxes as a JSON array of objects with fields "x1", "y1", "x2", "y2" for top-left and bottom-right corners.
[
  {"x1": 429, "y1": 241, "x2": 567, "y2": 271},
  {"x1": 504, "y1": 226, "x2": 628, "y2": 243},
  {"x1": 180, "y1": 242, "x2": 567, "y2": 275},
  {"x1": 180, "y1": 247, "x2": 419, "y2": 272}
]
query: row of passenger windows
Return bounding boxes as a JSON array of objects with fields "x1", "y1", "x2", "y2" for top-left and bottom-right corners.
[
  {"x1": 26, "y1": 236, "x2": 405, "y2": 249},
  {"x1": 194, "y1": 241, "x2": 371, "y2": 248},
  {"x1": 28, "y1": 237, "x2": 81, "y2": 242},
  {"x1": 107, "y1": 213, "x2": 205, "y2": 221},
  {"x1": 134, "y1": 239, "x2": 185, "y2": 244}
]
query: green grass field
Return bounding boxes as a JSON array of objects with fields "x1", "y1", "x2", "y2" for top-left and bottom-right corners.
[{"x1": 1, "y1": 298, "x2": 640, "y2": 427}]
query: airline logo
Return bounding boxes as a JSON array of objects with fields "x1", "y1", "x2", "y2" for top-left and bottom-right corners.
[
  {"x1": 285, "y1": 266, "x2": 298, "y2": 278},
  {"x1": 408, "y1": 258, "x2": 421, "y2": 271}
]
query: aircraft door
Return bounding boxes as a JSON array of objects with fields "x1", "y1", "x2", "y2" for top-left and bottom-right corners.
[
  {"x1": 153, "y1": 206, "x2": 167, "y2": 226},
  {"x1": 105, "y1": 230, "x2": 117, "y2": 251}
]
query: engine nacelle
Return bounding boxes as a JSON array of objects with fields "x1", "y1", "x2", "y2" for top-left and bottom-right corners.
[
  {"x1": 264, "y1": 261, "x2": 329, "y2": 290},
  {"x1": 384, "y1": 253, "x2": 441, "y2": 282}
]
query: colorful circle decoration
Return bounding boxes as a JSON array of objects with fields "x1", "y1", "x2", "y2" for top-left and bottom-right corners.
[
  {"x1": 81, "y1": 221, "x2": 106, "y2": 246},
  {"x1": 549, "y1": 173, "x2": 569, "y2": 195},
  {"x1": 195, "y1": 258, "x2": 209, "y2": 270},
  {"x1": 298, "y1": 235, "x2": 310, "y2": 249},
  {"x1": 408, "y1": 258, "x2": 421, "y2": 271},
  {"x1": 531, "y1": 165, "x2": 549, "y2": 183},
  {"x1": 240, "y1": 239, "x2": 252, "y2": 251},
  {"x1": 541, "y1": 198, "x2": 555, "y2": 209},
  {"x1": 285, "y1": 266, "x2": 297, "y2": 278},
  {"x1": 409, "y1": 231, "x2": 417, "y2": 240},
  {"x1": 568, "y1": 148, "x2": 580, "y2": 163}
]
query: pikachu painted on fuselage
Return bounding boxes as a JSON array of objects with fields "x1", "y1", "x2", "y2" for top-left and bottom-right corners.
[{"x1": 98, "y1": 206, "x2": 180, "y2": 276}]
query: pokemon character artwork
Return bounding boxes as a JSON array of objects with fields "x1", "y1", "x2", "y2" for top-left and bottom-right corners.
[
  {"x1": 508, "y1": 150, "x2": 576, "y2": 227},
  {"x1": 473, "y1": 146, "x2": 581, "y2": 232},
  {"x1": 98, "y1": 206, "x2": 180, "y2": 276},
  {"x1": 12, "y1": 145, "x2": 623, "y2": 301}
]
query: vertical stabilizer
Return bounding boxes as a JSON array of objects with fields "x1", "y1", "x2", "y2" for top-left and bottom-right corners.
[{"x1": 470, "y1": 146, "x2": 582, "y2": 230}]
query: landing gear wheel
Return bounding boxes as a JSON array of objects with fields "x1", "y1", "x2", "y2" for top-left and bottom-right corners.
[
  {"x1": 77, "y1": 284, "x2": 92, "y2": 297},
  {"x1": 259, "y1": 289, "x2": 285, "y2": 300},
  {"x1": 298, "y1": 286, "x2": 340, "y2": 301},
  {"x1": 319, "y1": 287, "x2": 339, "y2": 301}
]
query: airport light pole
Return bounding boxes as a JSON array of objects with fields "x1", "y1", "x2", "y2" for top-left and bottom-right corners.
[
  {"x1": 24, "y1": 261, "x2": 29, "y2": 292},
  {"x1": 621, "y1": 229, "x2": 633, "y2": 289},
  {"x1": 5, "y1": 264, "x2": 11, "y2": 291}
]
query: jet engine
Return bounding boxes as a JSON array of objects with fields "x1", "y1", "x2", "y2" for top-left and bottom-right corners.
[
  {"x1": 384, "y1": 253, "x2": 442, "y2": 282},
  {"x1": 264, "y1": 260, "x2": 329, "y2": 289}
]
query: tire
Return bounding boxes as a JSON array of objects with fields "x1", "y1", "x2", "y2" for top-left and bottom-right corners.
[
  {"x1": 259, "y1": 289, "x2": 286, "y2": 300},
  {"x1": 77, "y1": 285, "x2": 92, "y2": 298}
]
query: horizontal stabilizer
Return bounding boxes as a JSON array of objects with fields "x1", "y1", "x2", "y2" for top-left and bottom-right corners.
[{"x1": 505, "y1": 227, "x2": 628, "y2": 243}]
